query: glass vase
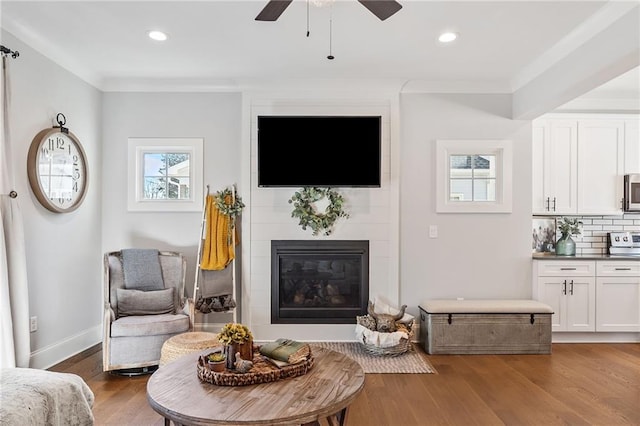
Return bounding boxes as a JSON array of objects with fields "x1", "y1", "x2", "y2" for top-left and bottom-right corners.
[{"x1": 555, "y1": 233, "x2": 576, "y2": 256}]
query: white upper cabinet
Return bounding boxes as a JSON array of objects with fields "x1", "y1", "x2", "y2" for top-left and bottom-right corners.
[
  {"x1": 532, "y1": 119, "x2": 578, "y2": 214},
  {"x1": 532, "y1": 114, "x2": 634, "y2": 215},
  {"x1": 576, "y1": 119, "x2": 624, "y2": 215},
  {"x1": 532, "y1": 121, "x2": 548, "y2": 214},
  {"x1": 550, "y1": 120, "x2": 579, "y2": 215},
  {"x1": 624, "y1": 118, "x2": 640, "y2": 174}
]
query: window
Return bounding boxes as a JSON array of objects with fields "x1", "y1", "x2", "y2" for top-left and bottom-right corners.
[
  {"x1": 142, "y1": 153, "x2": 191, "y2": 200},
  {"x1": 449, "y1": 154, "x2": 496, "y2": 202},
  {"x1": 436, "y1": 140, "x2": 512, "y2": 213},
  {"x1": 128, "y1": 138, "x2": 203, "y2": 212}
]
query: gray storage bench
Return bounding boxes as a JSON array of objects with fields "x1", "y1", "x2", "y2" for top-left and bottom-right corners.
[{"x1": 418, "y1": 299, "x2": 553, "y2": 355}]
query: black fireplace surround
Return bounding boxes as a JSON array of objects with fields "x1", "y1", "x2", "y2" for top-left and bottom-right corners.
[{"x1": 271, "y1": 240, "x2": 369, "y2": 324}]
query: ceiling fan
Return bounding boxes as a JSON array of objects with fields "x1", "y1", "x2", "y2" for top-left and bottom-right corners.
[{"x1": 255, "y1": 0, "x2": 403, "y2": 22}]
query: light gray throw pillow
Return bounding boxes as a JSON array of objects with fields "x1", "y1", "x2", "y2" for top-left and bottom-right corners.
[{"x1": 116, "y1": 288, "x2": 175, "y2": 317}]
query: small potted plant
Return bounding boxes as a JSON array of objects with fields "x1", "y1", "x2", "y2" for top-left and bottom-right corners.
[
  {"x1": 207, "y1": 352, "x2": 227, "y2": 372},
  {"x1": 556, "y1": 217, "x2": 582, "y2": 256}
]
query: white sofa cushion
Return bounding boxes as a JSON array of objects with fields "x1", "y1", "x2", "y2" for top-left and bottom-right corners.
[{"x1": 420, "y1": 299, "x2": 554, "y2": 314}]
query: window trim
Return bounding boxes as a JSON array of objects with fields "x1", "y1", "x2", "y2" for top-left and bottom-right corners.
[
  {"x1": 127, "y1": 138, "x2": 204, "y2": 212},
  {"x1": 436, "y1": 139, "x2": 512, "y2": 213}
]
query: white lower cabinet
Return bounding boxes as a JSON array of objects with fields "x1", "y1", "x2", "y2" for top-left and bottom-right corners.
[
  {"x1": 534, "y1": 259, "x2": 640, "y2": 334},
  {"x1": 534, "y1": 261, "x2": 596, "y2": 332},
  {"x1": 595, "y1": 261, "x2": 640, "y2": 332}
]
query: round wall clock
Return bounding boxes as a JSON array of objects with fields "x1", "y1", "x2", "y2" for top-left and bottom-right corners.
[{"x1": 27, "y1": 114, "x2": 89, "y2": 213}]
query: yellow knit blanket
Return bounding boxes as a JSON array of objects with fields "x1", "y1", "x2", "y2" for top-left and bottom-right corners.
[{"x1": 201, "y1": 194, "x2": 235, "y2": 270}]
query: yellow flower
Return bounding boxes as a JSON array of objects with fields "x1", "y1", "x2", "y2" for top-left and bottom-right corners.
[{"x1": 217, "y1": 322, "x2": 253, "y2": 344}]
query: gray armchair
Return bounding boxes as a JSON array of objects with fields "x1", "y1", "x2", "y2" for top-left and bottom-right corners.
[{"x1": 103, "y1": 250, "x2": 191, "y2": 373}]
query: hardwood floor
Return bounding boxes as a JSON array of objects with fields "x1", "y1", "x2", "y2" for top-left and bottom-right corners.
[{"x1": 49, "y1": 343, "x2": 640, "y2": 425}]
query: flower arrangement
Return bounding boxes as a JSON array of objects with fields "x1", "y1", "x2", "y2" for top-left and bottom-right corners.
[
  {"x1": 557, "y1": 217, "x2": 582, "y2": 237},
  {"x1": 288, "y1": 187, "x2": 349, "y2": 236},
  {"x1": 217, "y1": 322, "x2": 253, "y2": 345}
]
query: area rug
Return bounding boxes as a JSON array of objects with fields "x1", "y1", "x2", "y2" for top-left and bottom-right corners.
[{"x1": 310, "y1": 342, "x2": 436, "y2": 374}]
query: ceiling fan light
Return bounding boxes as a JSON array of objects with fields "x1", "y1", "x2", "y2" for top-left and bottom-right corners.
[
  {"x1": 148, "y1": 30, "x2": 168, "y2": 41},
  {"x1": 438, "y1": 32, "x2": 458, "y2": 43}
]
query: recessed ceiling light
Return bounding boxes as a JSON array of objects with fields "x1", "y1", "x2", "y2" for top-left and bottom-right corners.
[
  {"x1": 148, "y1": 30, "x2": 168, "y2": 41},
  {"x1": 438, "y1": 32, "x2": 458, "y2": 43}
]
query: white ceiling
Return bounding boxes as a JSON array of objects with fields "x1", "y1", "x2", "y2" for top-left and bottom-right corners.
[{"x1": 1, "y1": 0, "x2": 638, "y2": 98}]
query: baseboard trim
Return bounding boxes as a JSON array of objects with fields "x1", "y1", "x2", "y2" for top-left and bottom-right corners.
[
  {"x1": 552, "y1": 332, "x2": 640, "y2": 343},
  {"x1": 30, "y1": 325, "x2": 102, "y2": 370}
]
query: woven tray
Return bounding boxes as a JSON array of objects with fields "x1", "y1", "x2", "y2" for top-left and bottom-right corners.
[
  {"x1": 196, "y1": 349, "x2": 315, "y2": 386},
  {"x1": 357, "y1": 316, "x2": 415, "y2": 357}
]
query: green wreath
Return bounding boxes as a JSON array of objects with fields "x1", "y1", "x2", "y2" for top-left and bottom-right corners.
[
  {"x1": 214, "y1": 188, "x2": 245, "y2": 218},
  {"x1": 214, "y1": 188, "x2": 245, "y2": 245},
  {"x1": 288, "y1": 187, "x2": 349, "y2": 236}
]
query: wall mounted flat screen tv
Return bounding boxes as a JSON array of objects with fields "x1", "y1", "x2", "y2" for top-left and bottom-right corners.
[{"x1": 257, "y1": 115, "x2": 381, "y2": 187}]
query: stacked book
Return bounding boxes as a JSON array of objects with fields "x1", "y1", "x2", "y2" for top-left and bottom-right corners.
[{"x1": 259, "y1": 338, "x2": 311, "y2": 368}]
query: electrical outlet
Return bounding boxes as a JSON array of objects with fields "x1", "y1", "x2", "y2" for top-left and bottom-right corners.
[
  {"x1": 30, "y1": 316, "x2": 37, "y2": 332},
  {"x1": 429, "y1": 225, "x2": 438, "y2": 238}
]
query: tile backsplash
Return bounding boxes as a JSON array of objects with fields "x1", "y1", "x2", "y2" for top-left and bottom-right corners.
[{"x1": 557, "y1": 214, "x2": 640, "y2": 255}]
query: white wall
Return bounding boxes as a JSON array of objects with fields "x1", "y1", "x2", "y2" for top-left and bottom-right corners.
[
  {"x1": 400, "y1": 94, "x2": 533, "y2": 312},
  {"x1": 101, "y1": 92, "x2": 243, "y2": 325},
  {"x1": 2, "y1": 31, "x2": 103, "y2": 368}
]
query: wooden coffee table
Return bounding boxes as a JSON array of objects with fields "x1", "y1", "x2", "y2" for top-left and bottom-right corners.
[{"x1": 147, "y1": 345, "x2": 365, "y2": 426}]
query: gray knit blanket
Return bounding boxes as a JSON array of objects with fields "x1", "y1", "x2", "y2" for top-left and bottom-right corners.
[
  {"x1": 0, "y1": 368, "x2": 94, "y2": 425},
  {"x1": 121, "y1": 248, "x2": 164, "y2": 290}
]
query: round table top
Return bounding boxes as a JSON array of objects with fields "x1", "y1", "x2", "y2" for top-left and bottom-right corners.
[{"x1": 147, "y1": 345, "x2": 365, "y2": 425}]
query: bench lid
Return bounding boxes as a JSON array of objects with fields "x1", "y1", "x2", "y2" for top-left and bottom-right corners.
[{"x1": 419, "y1": 299, "x2": 554, "y2": 314}]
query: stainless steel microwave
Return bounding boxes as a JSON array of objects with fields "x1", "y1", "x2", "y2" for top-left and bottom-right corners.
[{"x1": 624, "y1": 174, "x2": 640, "y2": 212}]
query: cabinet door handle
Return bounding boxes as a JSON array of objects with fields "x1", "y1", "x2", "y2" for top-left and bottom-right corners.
[
  {"x1": 560, "y1": 267, "x2": 577, "y2": 271},
  {"x1": 546, "y1": 197, "x2": 550, "y2": 211},
  {"x1": 569, "y1": 280, "x2": 574, "y2": 296},
  {"x1": 614, "y1": 268, "x2": 632, "y2": 271},
  {"x1": 552, "y1": 197, "x2": 556, "y2": 211},
  {"x1": 562, "y1": 280, "x2": 567, "y2": 295}
]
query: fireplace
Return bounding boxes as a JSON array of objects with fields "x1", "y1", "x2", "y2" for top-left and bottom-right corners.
[{"x1": 271, "y1": 240, "x2": 369, "y2": 324}]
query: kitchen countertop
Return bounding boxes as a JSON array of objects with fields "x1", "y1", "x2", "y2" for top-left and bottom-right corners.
[{"x1": 532, "y1": 253, "x2": 640, "y2": 260}]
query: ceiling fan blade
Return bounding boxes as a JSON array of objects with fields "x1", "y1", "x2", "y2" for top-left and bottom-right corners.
[
  {"x1": 255, "y1": 0, "x2": 293, "y2": 21},
  {"x1": 358, "y1": 0, "x2": 402, "y2": 21}
]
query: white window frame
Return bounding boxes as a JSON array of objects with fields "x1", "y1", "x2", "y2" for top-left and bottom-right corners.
[
  {"x1": 436, "y1": 139, "x2": 512, "y2": 213},
  {"x1": 127, "y1": 137, "x2": 204, "y2": 212}
]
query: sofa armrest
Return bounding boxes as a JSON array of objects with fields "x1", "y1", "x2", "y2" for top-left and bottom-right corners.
[
  {"x1": 183, "y1": 298, "x2": 195, "y2": 331},
  {"x1": 104, "y1": 302, "x2": 115, "y2": 322}
]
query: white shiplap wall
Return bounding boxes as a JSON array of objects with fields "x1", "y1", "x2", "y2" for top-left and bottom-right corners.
[{"x1": 245, "y1": 98, "x2": 398, "y2": 341}]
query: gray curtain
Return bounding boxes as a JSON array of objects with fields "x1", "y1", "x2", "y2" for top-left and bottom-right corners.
[{"x1": 0, "y1": 55, "x2": 30, "y2": 368}]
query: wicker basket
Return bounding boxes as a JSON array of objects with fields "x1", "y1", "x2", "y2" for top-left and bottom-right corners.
[
  {"x1": 196, "y1": 349, "x2": 314, "y2": 386},
  {"x1": 356, "y1": 315, "x2": 414, "y2": 357}
]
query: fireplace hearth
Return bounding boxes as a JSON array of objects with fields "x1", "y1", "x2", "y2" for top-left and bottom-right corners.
[{"x1": 271, "y1": 240, "x2": 369, "y2": 324}]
